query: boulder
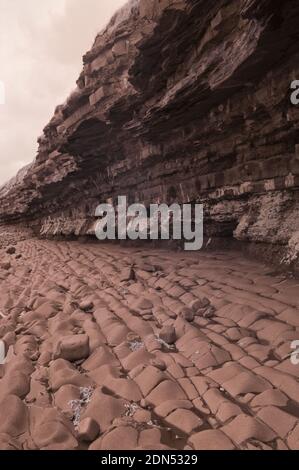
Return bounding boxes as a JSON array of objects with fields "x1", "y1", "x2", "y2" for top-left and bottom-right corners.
[{"x1": 54, "y1": 334, "x2": 89, "y2": 361}]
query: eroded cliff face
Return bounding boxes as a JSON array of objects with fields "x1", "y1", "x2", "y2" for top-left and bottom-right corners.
[{"x1": 1, "y1": 0, "x2": 299, "y2": 268}]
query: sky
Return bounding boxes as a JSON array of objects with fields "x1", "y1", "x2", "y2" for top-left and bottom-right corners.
[{"x1": 0, "y1": 0, "x2": 126, "y2": 185}]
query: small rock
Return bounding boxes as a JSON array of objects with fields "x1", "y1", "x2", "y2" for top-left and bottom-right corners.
[
  {"x1": 159, "y1": 326, "x2": 176, "y2": 345},
  {"x1": 6, "y1": 246, "x2": 16, "y2": 255},
  {"x1": 0, "y1": 261, "x2": 11, "y2": 270},
  {"x1": 190, "y1": 297, "x2": 210, "y2": 312},
  {"x1": 168, "y1": 311, "x2": 178, "y2": 319},
  {"x1": 79, "y1": 300, "x2": 94, "y2": 312},
  {"x1": 54, "y1": 334, "x2": 90, "y2": 361},
  {"x1": 78, "y1": 417, "x2": 100, "y2": 442},
  {"x1": 180, "y1": 307, "x2": 194, "y2": 322}
]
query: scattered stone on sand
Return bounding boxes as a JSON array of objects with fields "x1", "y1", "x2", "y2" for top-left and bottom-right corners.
[{"x1": 159, "y1": 326, "x2": 176, "y2": 345}]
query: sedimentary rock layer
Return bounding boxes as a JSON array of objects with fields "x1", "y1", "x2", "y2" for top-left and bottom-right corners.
[{"x1": 1, "y1": 0, "x2": 299, "y2": 267}]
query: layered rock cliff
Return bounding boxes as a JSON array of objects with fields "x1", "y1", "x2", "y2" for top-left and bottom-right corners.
[{"x1": 1, "y1": 0, "x2": 299, "y2": 269}]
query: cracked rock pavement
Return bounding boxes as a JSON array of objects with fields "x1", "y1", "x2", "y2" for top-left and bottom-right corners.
[{"x1": 1, "y1": 227, "x2": 299, "y2": 450}]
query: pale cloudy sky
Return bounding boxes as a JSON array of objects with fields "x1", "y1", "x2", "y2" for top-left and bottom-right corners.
[{"x1": 0, "y1": 0, "x2": 126, "y2": 185}]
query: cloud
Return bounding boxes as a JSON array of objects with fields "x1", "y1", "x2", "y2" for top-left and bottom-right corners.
[{"x1": 0, "y1": 0, "x2": 126, "y2": 185}]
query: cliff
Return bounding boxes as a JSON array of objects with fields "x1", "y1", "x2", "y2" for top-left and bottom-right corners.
[{"x1": 1, "y1": 0, "x2": 299, "y2": 269}]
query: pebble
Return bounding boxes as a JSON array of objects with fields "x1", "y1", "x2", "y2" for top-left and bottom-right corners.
[
  {"x1": 180, "y1": 307, "x2": 194, "y2": 322},
  {"x1": 159, "y1": 326, "x2": 176, "y2": 345}
]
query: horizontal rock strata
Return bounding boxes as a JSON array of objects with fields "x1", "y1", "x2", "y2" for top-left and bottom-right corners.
[{"x1": 1, "y1": 0, "x2": 299, "y2": 269}]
